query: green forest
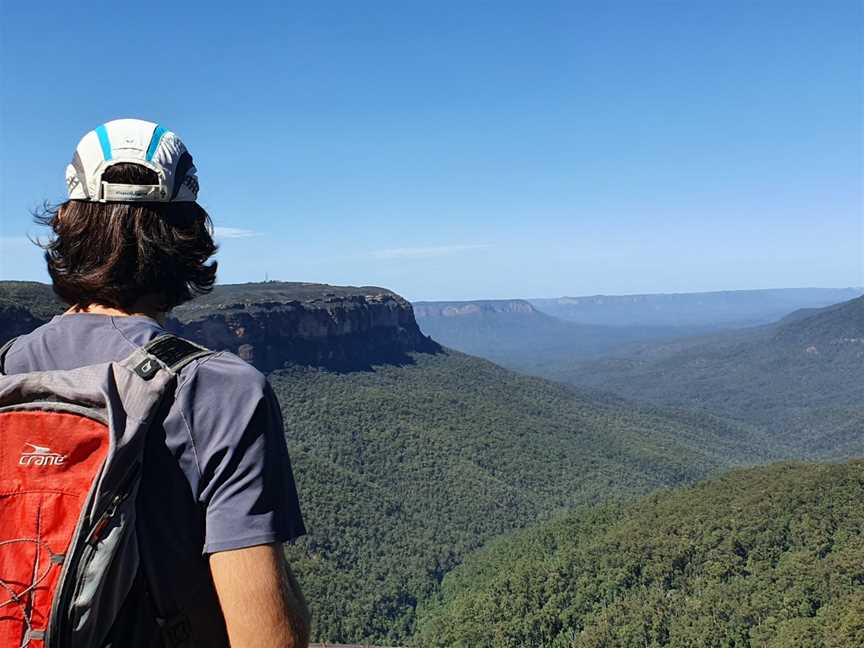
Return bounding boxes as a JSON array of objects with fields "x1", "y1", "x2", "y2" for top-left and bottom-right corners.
[
  {"x1": 270, "y1": 350, "x2": 773, "y2": 642},
  {"x1": 414, "y1": 461, "x2": 864, "y2": 648}
]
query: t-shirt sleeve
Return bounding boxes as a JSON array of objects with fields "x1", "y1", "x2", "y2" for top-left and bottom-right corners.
[{"x1": 176, "y1": 352, "x2": 306, "y2": 554}]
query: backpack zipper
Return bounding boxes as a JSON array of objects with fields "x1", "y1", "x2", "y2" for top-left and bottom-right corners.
[{"x1": 85, "y1": 461, "x2": 141, "y2": 545}]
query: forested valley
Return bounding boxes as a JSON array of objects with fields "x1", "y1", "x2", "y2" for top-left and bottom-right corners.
[{"x1": 1, "y1": 282, "x2": 861, "y2": 646}]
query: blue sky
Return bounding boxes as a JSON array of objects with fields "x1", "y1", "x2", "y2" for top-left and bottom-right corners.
[{"x1": 1, "y1": 1, "x2": 861, "y2": 300}]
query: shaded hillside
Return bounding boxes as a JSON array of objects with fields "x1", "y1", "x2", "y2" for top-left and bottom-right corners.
[
  {"x1": 413, "y1": 299, "x2": 710, "y2": 371},
  {"x1": 0, "y1": 281, "x2": 63, "y2": 340},
  {"x1": 415, "y1": 460, "x2": 864, "y2": 648},
  {"x1": 531, "y1": 287, "x2": 863, "y2": 328},
  {"x1": 272, "y1": 351, "x2": 772, "y2": 643},
  {"x1": 0, "y1": 281, "x2": 62, "y2": 319},
  {"x1": 0, "y1": 281, "x2": 439, "y2": 370},
  {"x1": 561, "y1": 296, "x2": 864, "y2": 459}
]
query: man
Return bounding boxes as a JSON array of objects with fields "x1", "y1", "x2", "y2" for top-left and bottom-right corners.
[{"x1": 1, "y1": 119, "x2": 310, "y2": 647}]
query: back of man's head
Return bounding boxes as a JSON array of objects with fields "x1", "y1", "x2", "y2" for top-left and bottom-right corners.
[{"x1": 37, "y1": 120, "x2": 218, "y2": 313}]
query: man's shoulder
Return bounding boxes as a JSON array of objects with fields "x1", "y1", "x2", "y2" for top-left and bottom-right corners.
[
  {"x1": 170, "y1": 350, "x2": 281, "y2": 470},
  {"x1": 6, "y1": 314, "x2": 272, "y2": 402},
  {"x1": 5, "y1": 314, "x2": 152, "y2": 372},
  {"x1": 176, "y1": 348, "x2": 272, "y2": 408}
]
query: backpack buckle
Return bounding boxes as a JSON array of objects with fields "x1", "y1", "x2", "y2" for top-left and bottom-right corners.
[{"x1": 133, "y1": 357, "x2": 161, "y2": 380}]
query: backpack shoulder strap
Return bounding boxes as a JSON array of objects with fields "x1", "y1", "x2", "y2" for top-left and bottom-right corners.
[
  {"x1": 0, "y1": 336, "x2": 18, "y2": 375},
  {"x1": 143, "y1": 334, "x2": 212, "y2": 373},
  {"x1": 126, "y1": 334, "x2": 213, "y2": 381},
  {"x1": 124, "y1": 334, "x2": 216, "y2": 646}
]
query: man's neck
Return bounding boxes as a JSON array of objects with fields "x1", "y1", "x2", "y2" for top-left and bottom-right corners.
[{"x1": 66, "y1": 303, "x2": 167, "y2": 327}]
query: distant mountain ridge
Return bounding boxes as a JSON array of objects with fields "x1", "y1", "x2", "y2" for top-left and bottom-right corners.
[
  {"x1": 562, "y1": 295, "x2": 864, "y2": 458},
  {"x1": 413, "y1": 298, "x2": 714, "y2": 372},
  {"x1": 775, "y1": 295, "x2": 864, "y2": 343},
  {"x1": 531, "y1": 287, "x2": 864, "y2": 327},
  {"x1": 413, "y1": 299, "x2": 539, "y2": 317}
]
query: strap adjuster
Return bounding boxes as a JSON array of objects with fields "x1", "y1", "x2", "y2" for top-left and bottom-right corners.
[{"x1": 133, "y1": 357, "x2": 161, "y2": 380}]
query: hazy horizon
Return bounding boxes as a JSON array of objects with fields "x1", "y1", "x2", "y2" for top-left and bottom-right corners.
[{"x1": 2, "y1": 275, "x2": 861, "y2": 305}]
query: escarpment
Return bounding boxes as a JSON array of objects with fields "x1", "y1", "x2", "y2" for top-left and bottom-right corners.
[
  {"x1": 170, "y1": 284, "x2": 439, "y2": 371},
  {"x1": 0, "y1": 281, "x2": 440, "y2": 371}
]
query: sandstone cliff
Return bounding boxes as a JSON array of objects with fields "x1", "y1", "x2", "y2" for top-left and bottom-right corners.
[
  {"x1": 0, "y1": 281, "x2": 439, "y2": 371},
  {"x1": 413, "y1": 299, "x2": 539, "y2": 318}
]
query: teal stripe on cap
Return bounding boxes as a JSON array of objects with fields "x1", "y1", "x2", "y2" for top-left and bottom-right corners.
[
  {"x1": 95, "y1": 124, "x2": 112, "y2": 160},
  {"x1": 145, "y1": 125, "x2": 168, "y2": 161}
]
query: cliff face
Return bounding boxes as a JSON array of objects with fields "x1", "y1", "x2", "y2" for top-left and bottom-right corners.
[
  {"x1": 171, "y1": 287, "x2": 439, "y2": 371},
  {"x1": 0, "y1": 281, "x2": 439, "y2": 371},
  {"x1": 413, "y1": 299, "x2": 539, "y2": 318}
]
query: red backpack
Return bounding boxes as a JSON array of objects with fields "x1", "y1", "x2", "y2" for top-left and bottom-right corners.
[{"x1": 0, "y1": 334, "x2": 211, "y2": 648}]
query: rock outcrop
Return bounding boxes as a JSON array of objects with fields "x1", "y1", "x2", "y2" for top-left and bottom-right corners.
[
  {"x1": 413, "y1": 299, "x2": 539, "y2": 318},
  {"x1": 0, "y1": 281, "x2": 439, "y2": 371}
]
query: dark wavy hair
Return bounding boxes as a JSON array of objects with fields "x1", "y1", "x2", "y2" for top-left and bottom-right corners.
[{"x1": 35, "y1": 163, "x2": 218, "y2": 312}]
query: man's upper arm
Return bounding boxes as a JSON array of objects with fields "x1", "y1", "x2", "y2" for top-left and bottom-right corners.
[
  {"x1": 210, "y1": 543, "x2": 310, "y2": 648},
  {"x1": 175, "y1": 354, "x2": 306, "y2": 553},
  {"x1": 177, "y1": 355, "x2": 309, "y2": 643}
]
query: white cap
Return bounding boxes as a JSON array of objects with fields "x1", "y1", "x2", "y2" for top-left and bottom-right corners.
[{"x1": 65, "y1": 119, "x2": 199, "y2": 202}]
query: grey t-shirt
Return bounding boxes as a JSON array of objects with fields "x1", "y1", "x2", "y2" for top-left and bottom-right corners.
[{"x1": 3, "y1": 313, "x2": 306, "y2": 554}]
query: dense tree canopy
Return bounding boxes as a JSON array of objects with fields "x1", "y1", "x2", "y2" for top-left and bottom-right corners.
[
  {"x1": 414, "y1": 461, "x2": 864, "y2": 648},
  {"x1": 271, "y1": 351, "x2": 770, "y2": 643}
]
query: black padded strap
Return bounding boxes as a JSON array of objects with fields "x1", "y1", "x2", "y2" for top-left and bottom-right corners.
[
  {"x1": 0, "y1": 336, "x2": 18, "y2": 376},
  {"x1": 144, "y1": 335, "x2": 211, "y2": 371},
  {"x1": 133, "y1": 334, "x2": 212, "y2": 380}
]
